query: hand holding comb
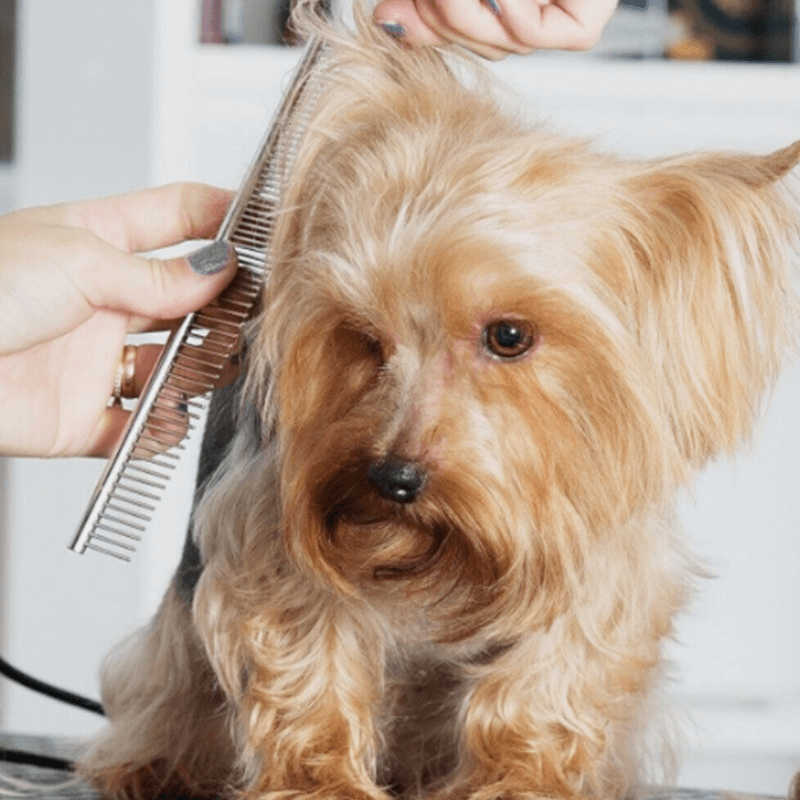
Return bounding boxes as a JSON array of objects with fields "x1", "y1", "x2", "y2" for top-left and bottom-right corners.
[{"x1": 69, "y1": 38, "x2": 328, "y2": 561}]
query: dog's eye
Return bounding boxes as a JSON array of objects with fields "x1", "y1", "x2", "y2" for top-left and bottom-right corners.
[
  {"x1": 359, "y1": 331, "x2": 385, "y2": 364},
  {"x1": 482, "y1": 320, "x2": 537, "y2": 360}
]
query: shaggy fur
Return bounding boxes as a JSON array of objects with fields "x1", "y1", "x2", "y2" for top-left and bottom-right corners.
[{"x1": 78, "y1": 7, "x2": 800, "y2": 799}]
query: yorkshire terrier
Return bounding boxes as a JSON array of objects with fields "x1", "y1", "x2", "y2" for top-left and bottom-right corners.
[{"x1": 79, "y1": 7, "x2": 800, "y2": 800}]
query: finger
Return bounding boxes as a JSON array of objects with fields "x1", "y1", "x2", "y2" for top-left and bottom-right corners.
[
  {"x1": 123, "y1": 340, "x2": 242, "y2": 398},
  {"x1": 61, "y1": 183, "x2": 235, "y2": 254},
  {"x1": 81, "y1": 312, "x2": 243, "y2": 460},
  {"x1": 375, "y1": 0, "x2": 446, "y2": 45},
  {"x1": 374, "y1": 0, "x2": 512, "y2": 58},
  {"x1": 119, "y1": 343, "x2": 163, "y2": 397},
  {"x1": 126, "y1": 315, "x2": 185, "y2": 336},
  {"x1": 416, "y1": 0, "x2": 533, "y2": 55},
  {"x1": 497, "y1": 0, "x2": 615, "y2": 50},
  {"x1": 551, "y1": 0, "x2": 619, "y2": 49},
  {"x1": 78, "y1": 239, "x2": 238, "y2": 323},
  {"x1": 84, "y1": 345, "x2": 164, "y2": 458},
  {"x1": 89, "y1": 358, "x2": 193, "y2": 458},
  {"x1": 85, "y1": 405, "x2": 131, "y2": 458},
  {"x1": 108, "y1": 360, "x2": 241, "y2": 459},
  {"x1": 124, "y1": 236, "x2": 250, "y2": 334},
  {"x1": 141, "y1": 387, "x2": 191, "y2": 453},
  {"x1": 85, "y1": 397, "x2": 190, "y2": 458}
]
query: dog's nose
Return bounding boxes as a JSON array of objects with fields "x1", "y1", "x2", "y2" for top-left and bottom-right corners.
[{"x1": 367, "y1": 460, "x2": 427, "y2": 504}]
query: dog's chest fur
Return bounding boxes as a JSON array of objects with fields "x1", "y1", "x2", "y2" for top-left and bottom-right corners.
[{"x1": 377, "y1": 654, "x2": 464, "y2": 794}]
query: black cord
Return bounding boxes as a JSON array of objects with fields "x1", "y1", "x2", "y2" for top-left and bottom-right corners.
[
  {"x1": 0, "y1": 748, "x2": 74, "y2": 772},
  {"x1": 0, "y1": 655, "x2": 104, "y2": 773},
  {"x1": 0, "y1": 655, "x2": 105, "y2": 716}
]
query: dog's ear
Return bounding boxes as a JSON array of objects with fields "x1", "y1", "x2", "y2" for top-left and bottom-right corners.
[
  {"x1": 750, "y1": 139, "x2": 800, "y2": 184},
  {"x1": 620, "y1": 140, "x2": 800, "y2": 468}
]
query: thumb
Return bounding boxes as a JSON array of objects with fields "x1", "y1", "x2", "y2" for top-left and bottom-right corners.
[{"x1": 86, "y1": 240, "x2": 239, "y2": 322}]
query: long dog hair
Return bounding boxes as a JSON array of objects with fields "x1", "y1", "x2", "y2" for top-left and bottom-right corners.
[{"x1": 78, "y1": 5, "x2": 800, "y2": 798}]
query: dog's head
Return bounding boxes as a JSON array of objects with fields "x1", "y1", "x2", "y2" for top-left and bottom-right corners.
[{"x1": 204, "y1": 26, "x2": 799, "y2": 640}]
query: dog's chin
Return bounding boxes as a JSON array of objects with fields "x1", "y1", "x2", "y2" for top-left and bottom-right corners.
[{"x1": 325, "y1": 499, "x2": 449, "y2": 583}]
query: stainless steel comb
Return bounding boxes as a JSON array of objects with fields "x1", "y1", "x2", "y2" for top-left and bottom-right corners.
[{"x1": 69, "y1": 37, "x2": 328, "y2": 561}]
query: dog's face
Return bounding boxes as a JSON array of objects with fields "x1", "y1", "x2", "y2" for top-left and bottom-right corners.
[{"x1": 238, "y1": 45, "x2": 800, "y2": 646}]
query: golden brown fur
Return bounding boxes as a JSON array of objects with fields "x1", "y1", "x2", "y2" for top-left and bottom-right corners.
[{"x1": 78, "y1": 6, "x2": 800, "y2": 799}]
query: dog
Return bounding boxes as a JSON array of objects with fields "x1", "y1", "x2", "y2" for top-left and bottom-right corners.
[{"x1": 78, "y1": 7, "x2": 800, "y2": 799}]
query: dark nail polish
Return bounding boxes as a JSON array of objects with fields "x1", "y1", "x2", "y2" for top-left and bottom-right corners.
[
  {"x1": 485, "y1": 0, "x2": 501, "y2": 14},
  {"x1": 379, "y1": 21, "x2": 406, "y2": 40},
  {"x1": 188, "y1": 240, "x2": 235, "y2": 276}
]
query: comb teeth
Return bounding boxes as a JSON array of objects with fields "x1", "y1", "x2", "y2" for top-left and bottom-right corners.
[
  {"x1": 71, "y1": 270, "x2": 262, "y2": 561},
  {"x1": 70, "y1": 38, "x2": 328, "y2": 560}
]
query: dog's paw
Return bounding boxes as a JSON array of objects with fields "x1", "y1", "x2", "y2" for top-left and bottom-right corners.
[{"x1": 79, "y1": 759, "x2": 226, "y2": 800}]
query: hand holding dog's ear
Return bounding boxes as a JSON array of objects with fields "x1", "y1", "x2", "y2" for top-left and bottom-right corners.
[
  {"x1": 0, "y1": 183, "x2": 237, "y2": 458},
  {"x1": 373, "y1": 0, "x2": 619, "y2": 59}
]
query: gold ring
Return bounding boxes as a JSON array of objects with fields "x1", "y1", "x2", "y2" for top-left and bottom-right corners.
[{"x1": 112, "y1": 345, "x2": 138, "y2": 406}]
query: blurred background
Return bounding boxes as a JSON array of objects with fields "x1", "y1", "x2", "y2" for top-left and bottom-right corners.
[{"x1": 1, "y1": 0, "x2": 799, "y2": 793}]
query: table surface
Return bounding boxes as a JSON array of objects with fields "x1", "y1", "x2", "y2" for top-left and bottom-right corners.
[{"x1": 0, "y1": 732, "x2": 783, "y2": 800}]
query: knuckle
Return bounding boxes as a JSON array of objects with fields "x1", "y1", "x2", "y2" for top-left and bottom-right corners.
[
  {"x1": 65, "y1": 227, "x2": 105, "y2": 276},
  {"x1": 432, "y1": 2, "x2": 460, "y2": 30},
  {"x1": 570, "y1": 30, "x2": 602, "y2": 51}
]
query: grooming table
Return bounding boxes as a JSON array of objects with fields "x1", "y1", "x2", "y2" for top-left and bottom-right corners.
[
  {"x1": 0, "y1": 733, "x2": 782, "y2": 800},
  {"x1": 0, "y1": 733, "x2": 98, "y2": 798}
]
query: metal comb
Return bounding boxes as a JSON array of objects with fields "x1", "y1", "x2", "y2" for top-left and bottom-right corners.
[{"x1": 69, "y1": 37, "x2": 328, "y2": 561}]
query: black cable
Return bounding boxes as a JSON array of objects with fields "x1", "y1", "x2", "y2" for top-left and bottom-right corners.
[
  {"x1": 0, "y1": 655, "x2": 105, "y2": 717},
  {"x1": 0, "y1": 748, "x2": 74, "y2": 772},
  {"x1": 0, "y1": 655, "x2": 103, "y2": 773}
]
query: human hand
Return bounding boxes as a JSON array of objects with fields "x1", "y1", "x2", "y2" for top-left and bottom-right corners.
[
  {"x1": 374, "y1": 0, "x2": 619, "y2": 59},
  {"x1": 0, "y1": 183, "x2": 238, "y2": 458}
]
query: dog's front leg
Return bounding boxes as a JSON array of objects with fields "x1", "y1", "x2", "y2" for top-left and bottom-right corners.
[
  {"x1": 78, "y1": 584, "x2": 235, "y2": 800},
  {"x1": 437, "y1": 632, "x2": 648, "y2": 800},
  {"x1": 201, "y1": 580, "x2": 391, "y2": 800}
]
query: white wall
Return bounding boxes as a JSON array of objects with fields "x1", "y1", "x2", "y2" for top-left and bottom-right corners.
[
  {"x1": 14, "y1": 0, "x2": 154, "y2": 207},
  {"x1": 0, "y1": 0, "x2": 157, "y2": 739}
]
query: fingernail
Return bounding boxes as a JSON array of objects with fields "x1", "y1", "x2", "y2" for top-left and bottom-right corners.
[
  {"x1": 188, "y1": 240, "x2": 235, "y2": 276},
  {"x1": 485, "y1": 0, "x2": 501, "y2": 14},
  {"x1": 379, "y1": 21, "x2": 406, "y2": 40}
]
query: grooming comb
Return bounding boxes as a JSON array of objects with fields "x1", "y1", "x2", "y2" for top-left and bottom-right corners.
[{"x1": 69, "y1": 37, "x2": 328, "y2": 561}]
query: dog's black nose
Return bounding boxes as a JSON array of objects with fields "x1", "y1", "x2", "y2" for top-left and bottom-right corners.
[{"x1": 368, "y1": 460, "x2": 427, "y2": 504}]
